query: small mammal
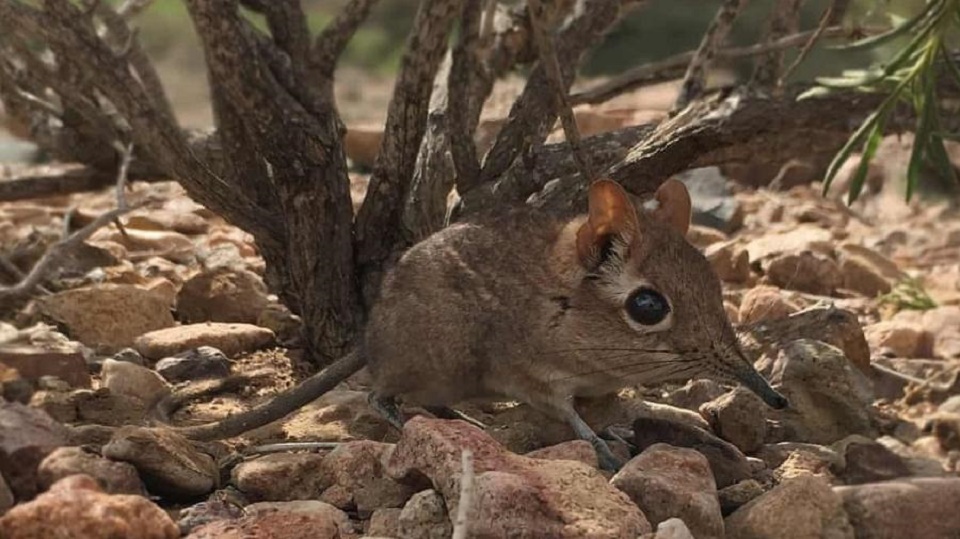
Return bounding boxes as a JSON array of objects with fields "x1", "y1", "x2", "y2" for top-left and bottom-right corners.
[{"x1": 165, "y1": 178, "x2": 787, "y2": 471}]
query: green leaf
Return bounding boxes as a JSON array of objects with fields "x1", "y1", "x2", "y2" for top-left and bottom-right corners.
[
  {"x1": 906, "y1": 85, "x2": 932, "y2": 202},
  {"x1": 848, "y1": 123, "x2": 884, "y2": 204},
  {"x1": 829, "y1": 0, "x2": 943, "y2": 52},
  {"x1": 797, "y1": 86, "x2": 835, "y2": 100},
  {"x1": 821, "y1": 107, "x2": 885, "y2": 196},
  {"x1": 881, "y1": 10, "x2": 944, "y2": 77},
  {"x1": 815, "y1": 69, "x2": 887, "y2": 88},
  {"x1": 940, "y1": 42, "x2": 960, "y2": 89}
]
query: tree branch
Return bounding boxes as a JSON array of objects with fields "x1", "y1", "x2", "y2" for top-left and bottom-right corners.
[
  {"x1": 477, "y1": 0, "x2": 634, "y2": 188},
  {"x1": 311, "y1": 0, "x2": 382, "y2": 81},
  {"x1": 354, "y1": 0, "x2": 465, "y2": 305},
  {"x1": 750, "y1": 0, "x2": 804, "y2": 88},
  {"x1": 674, "y1": 0, "x2": 749, "y2": 110}
]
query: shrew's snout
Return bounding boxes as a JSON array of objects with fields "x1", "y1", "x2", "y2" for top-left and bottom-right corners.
[{"x1": 730, "y1": 360, "x2": 790, "y2": 410}]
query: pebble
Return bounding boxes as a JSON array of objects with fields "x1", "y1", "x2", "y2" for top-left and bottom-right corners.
[{"x1": 134, "y1": 323, "x2": 275, "y2": 360}]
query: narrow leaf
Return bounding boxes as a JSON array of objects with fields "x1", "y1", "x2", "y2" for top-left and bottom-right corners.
[
  {"x1": 829, "y1": 0, "x2": 942, "y2": 51},
  {"x1": 822, "y1": 108, "x2": 884, "y2": 196},
  {"x1": 848, "y1": 123, "x2": 884, "y2": 204}
]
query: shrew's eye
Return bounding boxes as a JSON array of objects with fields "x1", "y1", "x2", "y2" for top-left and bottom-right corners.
[{"x1": 625, "y1": 288, "x2": 670, "y2": 325}]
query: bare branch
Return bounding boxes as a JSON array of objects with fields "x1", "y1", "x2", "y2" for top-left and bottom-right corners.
[
  {"x1": 750, "y1": 0, "x2": 804, "y2": 88},
  {"x1": 779, "y1": 0, "x2": 841, "y2": 86},
  {"x1": 477, "y1": 0, "x2": 632, "y2": 188},
  {"x1": 354, "y1": 0, "x2": 465, "y2": 304},
  {"x1": 674, "y1": 0, "x2": 749, "y2": 111},
  {"x1": 0, "y1": 163, "x2": 144, "y2": 301},
  {"x1": 447, "y1": 0, "x2": 486, "y2": 193},
  {"x1": 527, "y1": 0, "x2": 594, "y2": 182},
  {"x1": 570, "y1": 25, "x2": 873, "y2": 106},
  {"x1": 451, "y1": 449, "x2": 475, "y2": 539},
  {"x1": 114, "y1": 142, "x2": 134, "y2": 210},
  {"x1": 312, "y1": 0, "x2": 382, "y2": 80}
]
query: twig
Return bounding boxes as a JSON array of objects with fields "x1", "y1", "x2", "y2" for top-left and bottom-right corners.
[
  {"x1": 114, "y1": 142, "x2": 134, "y2": 210},
  {"x1": 570, "y1": 25, "x2": 877, "y2": 106},
  {"x1": 750, "y1": 0, "x2": 804, "y2": 88},
  {"x1": 451, "y1": 449, "x2": 475, "y2": 539},
  {"x1": 674, "y1": 0, "x2": 749, "y2": 111},
  {"x1": 527, "y1": 0, "x2": 594, "y2": 181},
  {"x1": 311, "y1": 0, "x2": 382, "y2": 79},
  {"x1": 779, "y1": 0, "x2": 837, "y2": 86},
  {"x1": 0, "y1": 203, "x2": 142, "y2": 300}
]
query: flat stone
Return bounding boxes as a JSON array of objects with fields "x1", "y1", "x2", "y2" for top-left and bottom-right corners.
[
  {"x1": 134, "y1": 323, "x2": 275, "y2": 359},
  {"x1": 0, "y1": 401, "x2": 70, "y2": 500},
  {"x1": 0, "y1": 344, "x2": 90, "y2": 388}
]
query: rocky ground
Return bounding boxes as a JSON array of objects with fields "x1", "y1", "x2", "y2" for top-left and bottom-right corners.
[{"x1": 2, "y1": 79, "x2": 960, "y2": 538}]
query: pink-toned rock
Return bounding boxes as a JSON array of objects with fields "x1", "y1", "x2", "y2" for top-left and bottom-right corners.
[
  {"x1": 177, "y1": 267, "x2": 270, "y2": 324},
  {"x1": 101, "y1": 358, "x2": 170, "y2": 404},
  {"x1": 863, "y1": 320, "x2": 928, "y2": 358},
  {"x1": 0, "y1": 401, "x2": 70, "y2": 500},
  {"x1": 38, "y1": 284, "x2": 175, "y2": 351},
  {"x1": 765, "y1": 251, "x2": 842, "y2": 295},
  {"x1": 386, "y1": 417, "x2": 650, "y2": 538},
  {"x1": 525, "y1": 440, "x2": 599, "y2": 468},
  {"x1": 705, "y1": 241, "x2": 750, "y2": 283},
  {"x1": 134, "y1": 323, "x2": 275, "y2": 359},
  {"x1": 725, "y1": 475, "x2": 853, "y2": 539},
  {"x1": 739, "y1": 285, "x2": 799, "y2": 324},
  {"x1": 185, "y1": 508, "x2": 345, "y2": 539},
  {"x1": 320, "y1": 440, "x2": 416, "y2": 514},
  {"x1": 837, "y1": 243, "x2": 904, "y2": 297},
  {"x1": 922, "y1": 306, "x2": 960, "y2": 358},
  {"x1": 700, "y1": 387, "x2": 768, "y2": 455},
  {"x1": 687, "y1": 225, "x2": 728, "y2": 249},
  {"x1": 38, "y1": 446, "x2": 143, "y2": 495},
  {"x1": 745, "y1": 226, "x2": 833, "y2": 262},
  {"x1": 836, "y1": 478, "x2": 960, "y2": 538},
  {"x1": 232, "y1": 453, "x2": 329, "y2": 502},
  {"x1": 367, "y1": 507, "x2": 401, "y2": 537},
  {"x1": 397, "y1": 489, "x2": 452, "y2": 539},
  {"x1": 612, "y1": 444, "x2": 723, "y2": 539},
  {"x1": 0, "y1": 343, "x2": 90, "y2": 388},
  {"x1": 0, "y1": 474, "x2": 178, "y2": 539},
  {"x1": 245, "y1": 501, "x2": 354, "y2": 537}
]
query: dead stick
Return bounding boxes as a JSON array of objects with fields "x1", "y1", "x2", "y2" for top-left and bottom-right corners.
[
  {"x1": 526, "y1": 0, "x2": 594, "y2": 181},
  {"x1": 451, "y1": 449, "x2": 475, "y2": 539},
  {"x1": 778, "y1": 0, "x2": 837, "y2": 86}
]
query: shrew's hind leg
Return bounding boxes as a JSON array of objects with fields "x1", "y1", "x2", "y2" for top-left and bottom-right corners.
[
  {"x1": 424, "y1": 406, "x2": 487, "y2": 430},
  {"x1": 532, "y1": 397, "x2": 625, "y2": 472},
  {"x1": 368, "y1": 393, "x2": 405, "y2": 431}
]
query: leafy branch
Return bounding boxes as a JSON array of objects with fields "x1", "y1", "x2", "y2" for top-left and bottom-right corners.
[{"x1": 802, "y1": 0, "x2": 960, "y2": 203}]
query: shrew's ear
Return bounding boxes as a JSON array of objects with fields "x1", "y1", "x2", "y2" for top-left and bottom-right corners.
[
  {"x1": 651, "y1": 178, "x2": 692, "y2": 236},
  {"x1": 576, "y1": 179, "x2": 640, "y2": 268}
]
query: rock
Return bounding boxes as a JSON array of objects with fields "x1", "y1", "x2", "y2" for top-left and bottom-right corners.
[
  {"x1": 830, "y1": 435, "x2": 910, "y2": 485},
  {"x1": 185, "y1": 508, "x2": 347, "y2": 539},
  {"x1": 320, "y1": 440, "x2": 416, "y2": 515},
  {"x1": 745, "y1": 225, "x2": 833, "y2": 262},
  {"x1": 748, "y1": 306, "x2": 872, "y2": 374},
  {"x1": 739, "y1": 285, "x2": 799, "y2": 324},
  {"x1": 767, "y1": 339, "x2": 876, "y2": 444},
  {"x1": 924, "y1": 412, "x2": 960, "y2": 451},
  {"x1": 0, "y1": 401, "x2": 70, "y2": 500},
  {"x1": 653, "y1": 518, "x2": 696, "y2": 539},
  {"x1": 177, "y1": 267, "x2": 270, "y2": 324},
  {"x1": 676, "y1": 167, "x2": 743, "y2": 233},
  {"x1": 664, "y1": 379, "x2": 727, "y2": 411},
  {"x1": 112, "y1": 347, "x2": 147, "y2": 366},
  {"x1": 101, "y1": 358, "x2": 170, "y2": 404},
  {"x1": 386, "y1": 417, "x2": 650, "y2": 538},
  {"x1": 725, "y1": 475, "x2": 854, "y2": 539},
  {"x1": 765, "y1": 251, "x2": 842, "y2": 295},
  {"x1": 922, "y1": 306, "x2": 960, "y2": 359},
  {"x1": 38, "y1": 284, "x2": 175, "y2": 351},
  {"x1": 776, "y1": 448, "x2": 839, "y2": 483},
  {"x1": 289, "y1": 389, "x2": 394, "y2": 442},
  {"x1": 134, "y1": 323, "x2": 275, "y2": 360},
  {"x1": 126, "y1": 209, "x2": 210, "y2": 235},
  {"x1": 232, "y1": 453, "x2": 329, "y2": 502},
  {"x1": 176, "y1": 496, "x2": 246, "y2": 535},
  {"x1": 397, "y1": 490, "x2": 452, "y2": 539},
  {"x1": 0, "y1": 474, "x2": 178, "y2": 539},
  {"x1": 0, "y1": 474, "x2": 13, "y2": 514},
  {"x1": 612, "y1": 444, "x2": 723, "y2": 539},
  {"x1": 718, "y1": 479, "x2": 764, "y2": 516},
  {"x1": 155, "y1": 346, "x2": 232, "y2": 382},
  {"x1": 705, "y1": 241, "x2": 750, "y2": 283},
  {"x1": 38, "y1": 446, "x2": 143, "y2": 495},
  {"x1": 756, "y1": 442, "x2": 841, "y2": 473},
  {"x1": 863, "y1": 321, "x2": 928, "y2": 358},
  {"x1": 0, "y1": 363, "x2": 33, "y2": 404},
  {"x1": 837, "y1": 243, "x2": 904, "y2": 297},
  {"x1": 245, "y1": 500, "x2": 354, "y2": 537},
  {"x1": 102, "y1": 427, "x2": 218, "y2": 499},
  {"x1": 836, "y1": 478, "x2": 960, "y2": 538},
  {"x1": 686, "y1": 225, "x2": 728, "y2": 249},
  {"x1": 367, "y1": 508, "x2": 401, "y2": 537},
  {"x1": 35, "y1": 388, "x2": 147, "y2": 426},
  {"x1": 633, "y1": 416, "x2": 751, "y2": 488},
  {"x1": 257, "y1": 303, "x2": 303, "y2": 346},
  {"x1": 0, "y1": 343, "x2": 90, "y2": 388},
  {"x1": 700, "y1": 387, "x2": 768, "y2": 454},
  {"x1": 92, "y1": 227, "x2": 195, "y2": 263},
  {"x1": 525, "y1": 440, "x2": 598, "y2": 468}
]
